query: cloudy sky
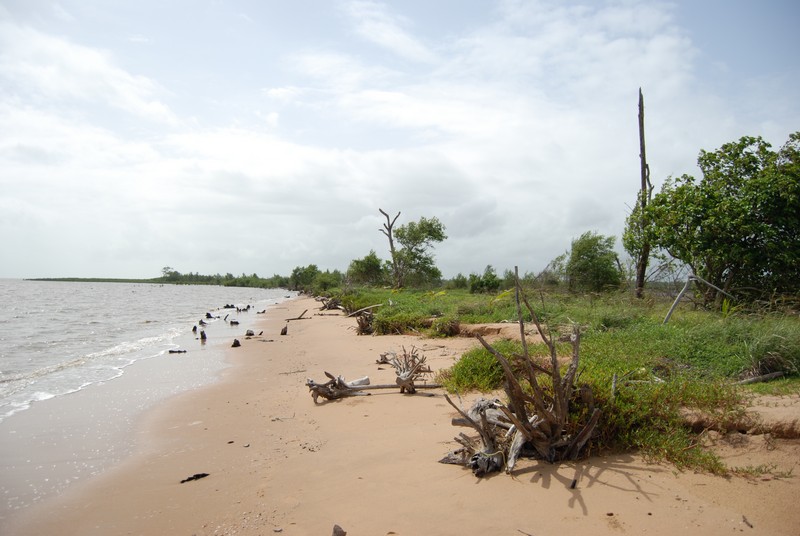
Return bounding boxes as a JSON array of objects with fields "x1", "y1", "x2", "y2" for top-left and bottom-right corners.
[{"x1": 1, "y1": 1, "x2": 797, "y2": 279}]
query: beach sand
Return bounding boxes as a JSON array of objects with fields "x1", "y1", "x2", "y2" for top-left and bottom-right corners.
[{"x1": 5, "y1": 296, "x2": 799, "y2": 535}]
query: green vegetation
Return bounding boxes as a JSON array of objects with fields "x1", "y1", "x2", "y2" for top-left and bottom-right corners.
[
  {"x1": 331, "y1": 285, "x2": 799, "y2": 473},
  {"x1": 566, "y1": 231, "x2": 623, "y2": 292},
  {"x1": 627, "y1": 132, "x2": 800, "y2": 304},
  {"x1": 379, "y1": 209, "x2": 447, "y2": 288}
]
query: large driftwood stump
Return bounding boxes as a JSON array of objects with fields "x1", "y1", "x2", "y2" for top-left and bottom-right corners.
[
  {"x1": 306, "y1": 372, "x2": 372, "y2": 403},
  {"x1": 383, "y1": 346, "x2": 433, "y2": 393},
  {"x1": 306, "y1": 348, "x2": 440, "y2": 402},
  {"x1": 441, "y1": 267, "x2": 601, "y2": 476}
]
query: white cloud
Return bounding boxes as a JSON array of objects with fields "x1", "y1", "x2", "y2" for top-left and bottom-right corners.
[
  {"x1": 0, "y1": 1, "x2": 796, "y2": 278},
  {"x1": 127, "y1": 34, "x2": 151, "y2": 44},
  {"x1": 0, "y1": 21, "x2": 177, "y2": 125},
  {"x1": 343, "y1": 1, "x2": 438, "y2": 63},
  {"x1": 51, "y1": 3, "x2": 75, "y2": 23}
]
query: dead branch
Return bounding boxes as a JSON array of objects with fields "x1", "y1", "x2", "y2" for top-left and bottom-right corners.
[
  {"x1": 442, "y1": 395, "x2": 505, "y2": 476},
  {"x1": 384, "y1": 346, "x2": 433, "y2": 393},
  {"x1": 306, "y1": 348, "x2": 440, "y2": 402},
  {"x1": 347, "y1": 304, "x2": 384, "y2": 317},
  {"x1": 318, "y1": 297, "x2": 345, "y2": 311},
  {"x1": 286, "y1": 309, "x2": 309, "y2": 321},
  {"x1": 442, "y1": 266, "x2": 601, "y2": 475},
  {"x1": 735, "y1": 371, "x2": 785, "y2": 385}
]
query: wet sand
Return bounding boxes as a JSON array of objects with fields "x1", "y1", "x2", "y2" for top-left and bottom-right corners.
[{"x1": 5, "y1": 296, "x2": 799, "y2": 535}]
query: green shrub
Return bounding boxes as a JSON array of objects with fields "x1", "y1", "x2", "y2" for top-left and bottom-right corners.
[
  {"x1": 440, "y1": 340, "x2": 518, "y2": 392},
  {"x1": 431, "y1": 316, "x2": 460, "y2": 337}
]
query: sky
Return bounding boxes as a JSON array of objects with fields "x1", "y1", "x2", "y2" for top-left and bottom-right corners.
[{"x1": 0, "y1": 0, "x2": 798, "y2": 279}]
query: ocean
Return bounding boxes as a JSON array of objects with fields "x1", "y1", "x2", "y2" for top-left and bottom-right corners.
[{"x1": 0, "y1": 279, "x2": 294, "y2": 520}]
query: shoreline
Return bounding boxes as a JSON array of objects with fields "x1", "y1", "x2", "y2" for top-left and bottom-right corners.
[
  {"x1": 5, "y1": 296, "x2": 799, "y2": 535},
  {"x1": 0, "y1": 294, "x2": 285, "y2": 524}
]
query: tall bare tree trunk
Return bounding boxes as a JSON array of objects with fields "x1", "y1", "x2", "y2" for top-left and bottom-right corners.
[
  {"x1": 379, "y1": 208, "x2": 402, "y2": 288},
  {"x1": 635, "y1": 88, "x2": 652, "y2": 299}
]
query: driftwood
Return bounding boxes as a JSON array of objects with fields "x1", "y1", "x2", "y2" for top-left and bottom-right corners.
[
  {"x1": 355, "y1": 313, "x2": 374, "y2": 335},
  {"x1": 735, "y1": 371, "x2": 785, "y2": 385},
  {"x1": 286, "y1": 309, "x2": 309, "y2": 322},
  {"x1": 306, "y1": 372, "x2": 373, "y2": 403},
  {"x1": 305, "y1": 371, "x2": 441, "y2": 403},
  {"x1": 180, "y1": 472, "x2": 209, "y2": 483},
  {"x1": 346, "y1": 304, "x2": 384, "y2": 317},
  {"x1": 442, "y1": 267, "x2": 601, "y2": 476},
  {"x1": 382, "y1": 346, "x2": 433, "y2": 393},
  {"x1": 307, "y1": 347, "x2": 439, "y2": 402},
  {"x1": 450, "y1": 397, "x2": 512, "y2": 430},
  {"x1": 347, "y1": 304, "x2": 382, "y2": 335},
  {"x1": 440, "y1": 395, "x2": 505, "y2": 476},
  {"x1": 318, "y1": 296, "x2": 344, "y2": 311}
]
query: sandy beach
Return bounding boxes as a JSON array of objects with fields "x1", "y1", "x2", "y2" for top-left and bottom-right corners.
[{"x1": 5, "y1": 296, "x2": 799, "y2": 535}]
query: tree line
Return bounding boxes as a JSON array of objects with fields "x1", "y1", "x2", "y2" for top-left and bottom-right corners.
[{"x1": 157, "y1": 131, "x2": 798, "y2": 307}]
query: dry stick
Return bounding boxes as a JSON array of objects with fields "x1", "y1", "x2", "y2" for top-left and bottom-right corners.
[
  {"x1": 346, "y1": 303, "x2": 384, "y2": 317},
  {"x1": 561, "y1": 325, "x2": 582, "y2": 401},
  {"x1": 735, "y1": 371, "x2": 785, "y2": 385},
  {"x1": 514, "y1": 266, "x2": 530, "y2": 360},
  {"x1": 285, "y1": 309, "x2": 308, "y2": 321},
  {"x1": 476, "y1": 334, "x2": 535, "y2": 428},
  {"x1": 565, "y1": 408, "x2": 601, "y2": 460},
  {"x1": 443, "y1": 394, "x2": 494, "y2": 451},
  {"x1": 520, "y1": 293, "x2": 565, "y2": 429},
  {"x1": 663, "y1": 274, "x2": 734, "y2": 324},
  {"x1": 513, "y1": 266, "x2": 549, "y2": 421}
]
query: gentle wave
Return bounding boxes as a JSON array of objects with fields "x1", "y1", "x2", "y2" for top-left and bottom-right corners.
[{"x1": 0, "y1": 280, "x2": 293, "y2": 423}]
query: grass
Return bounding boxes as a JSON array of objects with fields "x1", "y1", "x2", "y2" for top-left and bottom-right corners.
[
  {"x1": 730, "y1": 463, "x2": 795, "y2": 479},
  {"x1": 332, "y1": 285, "x2": 800, "y2": 473}
]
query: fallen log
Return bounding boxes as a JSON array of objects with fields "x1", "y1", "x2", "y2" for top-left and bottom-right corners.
[
  {"x1": 306, "y1": 370, "x2": 441, "y2": 403},
  {"x1": 735, "y1": 371, "x2": 785, "y2": 385}
]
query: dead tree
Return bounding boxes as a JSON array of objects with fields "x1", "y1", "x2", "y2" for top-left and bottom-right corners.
[
  {"x1": 442, "y1": 267, "x2": 601, "y2": 475},
  {"x1": 379, "y1": 208, "x2": 403, "y2": 288},
  {"x1": 634, "y1": 88, "x2": 652, "y2": 299}
]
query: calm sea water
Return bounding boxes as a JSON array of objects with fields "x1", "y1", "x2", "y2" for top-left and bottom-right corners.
[
  {"x1": 0, "y1": 279, "x2": 294, "y2": 518},
  {"x1": 0, "y1": 279, "x2": 291, "y2": 422}
]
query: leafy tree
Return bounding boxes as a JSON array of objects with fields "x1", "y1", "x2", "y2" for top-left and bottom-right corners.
[
  {"x1": 646, "y1": 133, "x2": 800, "y2": 304},
  {"x1": 289, "y1": 264, "x2": 320, "y2": 292},
  {"x1": 446, "y1": 273, "x2": 468, "y2": 289},
  {"x1": 379, "y1": 209, "x2": 447, "y2": 288},
  {"x1": 469, "y1": 265, "x2": 502, "y2": 293},
  {"x1": 566, "y1": 231, "x2": 623, "y2": 292},
  {"x1": 312, "y1": 270, "x2": 343, "y2": 294},
  {"x1": 347, "y1": 250, "x2": 385, "y2": 286},
  {"x1": 161, "y1": 266, "x2": 180, "y2": 281},
  {"x1": 536, "y1": 253, "x2": 568, "y2": 287}
]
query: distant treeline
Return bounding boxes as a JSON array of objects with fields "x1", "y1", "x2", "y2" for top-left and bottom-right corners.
[
  {"x1": 30, "y1": 270, "x2": 290, "y2": 289},
  {"x1": 158, "y1": 269, "x2": 289, "y2": 288}
]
